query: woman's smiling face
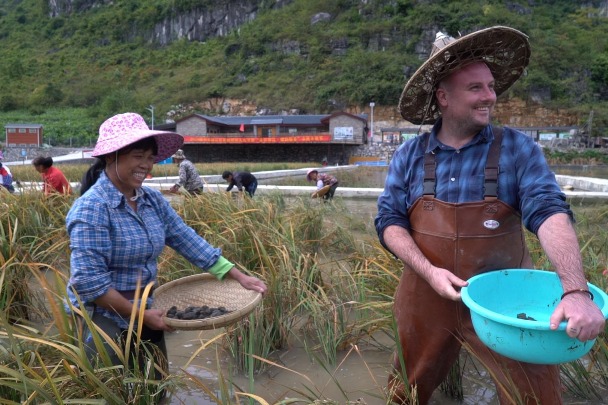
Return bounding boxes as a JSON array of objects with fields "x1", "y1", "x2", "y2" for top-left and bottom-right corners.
[{"x1": 106, "y1": 147, "x2": 156, "y2": 197}]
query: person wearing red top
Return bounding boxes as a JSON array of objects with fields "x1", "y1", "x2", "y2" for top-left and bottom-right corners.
[{"x1": 32, "y1": 156, "x2": 72, "y2": 195}]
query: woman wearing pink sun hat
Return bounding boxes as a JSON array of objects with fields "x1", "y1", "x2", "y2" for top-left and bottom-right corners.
[
  {"x1": 306, "y1": 168, "x2": 339, "y2": 200},
  {"x1": 66, "y1": 113, "x2": 267, "y2": 394}
]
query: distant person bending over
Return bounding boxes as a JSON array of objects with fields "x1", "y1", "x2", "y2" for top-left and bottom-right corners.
[
  {"x1": 222, "y1": 171, "x2": 258, "y2": 197},
  {"x1": 32, "y1": 156, "x2": 72, "y2": 195},
  {"x1": 306, "y1": 169, "x2": 338, "y2": 200},
  {"x1": 169, "y1": 149, "x2": 204, "y2": 195},
  {"x1": 0, "y1": 162, "x2": 15, "y2": 193}
]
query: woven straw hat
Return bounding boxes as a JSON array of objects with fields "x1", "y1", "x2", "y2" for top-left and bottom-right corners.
[
  {"x1": 398, "y1": 26, "x2": 530, "y2": 125},
  {"x1": 152, "y1": 273, "x2": 262, "y2": 330},
  {"x1": 172, "y1": 149, "x2": 186, "y2": 160},
  {"x1": 92, "y1": 113, "x2": 183, "y2": 163}
]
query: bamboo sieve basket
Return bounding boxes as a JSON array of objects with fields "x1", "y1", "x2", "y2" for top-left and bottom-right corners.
[{"x1": 152, "y1": 273, "x2": 262, "y2": 330}]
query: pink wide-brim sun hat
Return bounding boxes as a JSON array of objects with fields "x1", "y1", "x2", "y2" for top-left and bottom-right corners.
[
  {"x1": 91, "y1": 112, "x2": 183, "y2": 163},
  {"x1": 306, "y1": 169, "x2": 318, "y2": 182}
]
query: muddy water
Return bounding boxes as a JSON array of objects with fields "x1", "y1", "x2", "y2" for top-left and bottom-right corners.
[
  {"x1": 163, "y1": 198, "x2": 392, "y2": 404},
  {"x1": 162, "y1": 196, "x2": 606, "y2": 404},
  {"x1": 166, "y1": 165, "x2": 608, "y2": 403},
  {"x1": 164, "y1": 328, "x2": 395, "y2": 404}
]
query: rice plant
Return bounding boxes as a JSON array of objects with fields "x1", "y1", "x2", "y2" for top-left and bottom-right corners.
[
  {"x1": 0, "y1": 260, "x2": 176, "y2": 403},
  {"x1": 8, "y1": 162, "x2": 316, "y2": 183},
  {"x1": 0, "y1": 177, "x2": 606, "y2": 402}
]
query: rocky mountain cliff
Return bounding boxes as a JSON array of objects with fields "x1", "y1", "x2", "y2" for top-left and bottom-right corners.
[
  {"x1": 40, "y1": 0, "x2": 605, "y2": 129},
  {"x1": 1, "y1": 0, "x2": 607, "y2": 147},
  {"x1": 47, "y1": 0, "x2": 294, "y2": 44}
]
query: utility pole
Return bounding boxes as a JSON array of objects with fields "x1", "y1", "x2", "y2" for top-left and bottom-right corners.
[
  {"x1": 146, "y1": 105, "x2": 155, "y2": 129},
  {"x1": 588, "y1": 110, "x2": 594, "y2": 148},
  {"x1": 369, "y1": 101, "x2": 375, "y2": 145}
]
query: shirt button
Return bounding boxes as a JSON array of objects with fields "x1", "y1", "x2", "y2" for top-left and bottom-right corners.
[
  {"x1": 456, "y1": 150, "x2": 460, "y2": 153},
  {"x1": 450, "y1": 177, "x2": 456, "y2": 181}
]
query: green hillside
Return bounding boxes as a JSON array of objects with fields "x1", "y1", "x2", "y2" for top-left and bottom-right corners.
[{"x1": 1, "y1": 0, "x2": 608, "y2": 146}]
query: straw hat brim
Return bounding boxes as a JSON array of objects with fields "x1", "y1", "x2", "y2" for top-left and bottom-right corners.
[
  {"x1": 398, "y1": 26, "x2": 531, "y2": 125},
  {"x1": 151, "y1": 273, "x2": 262, "y2": 330},
  {"x1": 91, "y1": 130, "x2": 183, "y2": 163},
  {"x1": 171, "y1": 151, "x2": 187, "y2": 160}
]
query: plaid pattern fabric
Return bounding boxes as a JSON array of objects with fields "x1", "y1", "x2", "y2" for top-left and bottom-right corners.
[
  {"x1": 66, "y1": 172, "x2": 222, "y2": 328},
  {"x1": 375, "y1": 122, "x2": 572, "y2": 249}
]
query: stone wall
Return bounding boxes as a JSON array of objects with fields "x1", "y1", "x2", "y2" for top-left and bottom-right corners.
[
  {"x1": 350, "y1": 143, "x2": 399, "y2": 162},
  {"x1": 177, "y1": 116, "x2": 208, "y2": 136},
  {"x1": 343, "y1": 97, "x2": 581, "y2": 138},
  {"x1": 328, "y1": 114, "x2": 367, "y2": 144},
  {"x1": 492, "y1": 99, "x2": 579, "y2": 127},
  {"x1": 168, "y1": 96, "x2": 582, "y2": 141},
  {"x1": 2, "y1": 146, "x2": 81, "y2": 163},
  {"x1": 2, "y1": 96, "x2": 585, "y2": 166}
]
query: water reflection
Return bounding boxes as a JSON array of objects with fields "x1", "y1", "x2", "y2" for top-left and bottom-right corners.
[{"x1": 551, "y1": 165, "x2": 608, "y2": 179}]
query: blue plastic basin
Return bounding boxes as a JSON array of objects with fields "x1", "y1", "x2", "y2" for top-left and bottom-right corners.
[{"x1": 461, "y1": 269, "x2": 608, "y2": 364}]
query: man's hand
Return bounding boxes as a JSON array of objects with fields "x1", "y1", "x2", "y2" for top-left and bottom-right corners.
[
  {"x1": 382, "y1": 225, "x2": 468, "y2": 300},
  {"x1": 537, "y1": 213, "x2": 607, "y2": 341},
  {"x1": 550, "y1": 292, "x2": 605, "y2": 341},
  {"x1": 169, "y1": 185, "x2": 180, "y2": 194},
  {"x1": 424, "y1": 267, "x2": 469, "y2": 301}
]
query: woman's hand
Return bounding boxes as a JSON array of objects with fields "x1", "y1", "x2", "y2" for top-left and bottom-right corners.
[
  {"x1": 94, "y1": 290, "x2": 175, "y2": 332},
  {"x1": 227, "y1": 267, "x2": 267, "y2": 295},
  {"x1": 144, "y1": 308, "x2": 175, "y2": 332}
]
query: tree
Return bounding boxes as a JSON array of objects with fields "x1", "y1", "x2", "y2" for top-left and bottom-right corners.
[{"x1": 29, "y1": 83, "x2": 64, "y2": 107}]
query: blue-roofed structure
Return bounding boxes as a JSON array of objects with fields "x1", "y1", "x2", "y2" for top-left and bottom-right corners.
[
  {"x1": 175, "y1": 112, "x2": 368, "y2": 145},
  {"x1": 153, "y1": 112, "x2": 370, "y2": 164}
]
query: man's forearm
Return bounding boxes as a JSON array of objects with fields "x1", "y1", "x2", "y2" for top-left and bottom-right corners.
[
  {"x1": 537, "y1": 213, "x2": 588, "y2": 291},
  {"x1": 383, "y1": 225, "x2": 434, "y2": 281}
]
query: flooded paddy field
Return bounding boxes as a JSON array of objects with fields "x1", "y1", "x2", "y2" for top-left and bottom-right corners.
[
  {"x1": 161, "y1": 194, "x2": 607, "y2": 405},
  {"x1": 15, "y1": 164, "x2": 607, "y2": 404}
]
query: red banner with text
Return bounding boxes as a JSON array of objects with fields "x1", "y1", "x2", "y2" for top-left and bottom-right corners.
[{"x1": 183, "y1": 135, "x2": 332, "y2": 144}]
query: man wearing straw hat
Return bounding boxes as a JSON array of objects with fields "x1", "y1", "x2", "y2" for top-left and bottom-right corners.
[{"x1": 375, "y1": 26, "x2": 606, "y2": 404}]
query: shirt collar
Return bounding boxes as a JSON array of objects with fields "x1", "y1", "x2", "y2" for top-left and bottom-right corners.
[
  {"x1": 426, "y1": 118, "x2": 495, "y2": 153},
  {"x1": 96, "y1": 172, "x2": 148, "y2": 209}
]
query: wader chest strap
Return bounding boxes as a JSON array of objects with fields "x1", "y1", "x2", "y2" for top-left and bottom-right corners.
[
  {"x1": 422, "y1": 127, "x2": 504, "y2": 198},
  {"x1": 484, "y1": 127, "x2": 503, "y2": 198}
]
